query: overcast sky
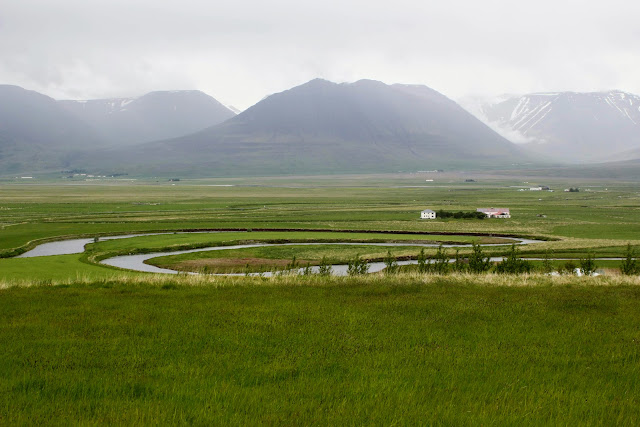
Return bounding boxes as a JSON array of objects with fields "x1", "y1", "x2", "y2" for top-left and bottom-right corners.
[{"x1": 2, "y1": 0, "x2": 639, "y2": 110}]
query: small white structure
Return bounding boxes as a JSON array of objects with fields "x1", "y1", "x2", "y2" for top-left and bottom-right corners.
[
  {"x1": 477, "y1": 208, "x2": 511, "y2": 218},
  {"x1": 420, "y1": 209, "x2": 436, "y2": 219},
  {"x1": 529, "y1": 187, "x2": 542, "y2": 191}
]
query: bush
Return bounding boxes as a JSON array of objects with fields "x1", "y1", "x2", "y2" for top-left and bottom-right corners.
[
  {"x1": 620, "y1": 244, "x2": 639, "y2": 275},
  {"x1": 452, "y1": 249, "x2": 467, "y2": 273},
  {"x1": 384, "y1": 250, "x2": 398, "y2": 274},
  {"x1": 468, "y1": 243, "x2": 491, "y2": 273},
  {"x1": 494, "y1": 244, "x2": 533, "y2": 274},
  {"x1": 302, "y1": 263, "x2": 313, "y2": 276},
  {"x1": 417, "y1": 248, "x2": 429, "y2": 273},
  {"x1": 347, "y1": 255, "x2": 369, "y2": 276},
  {"x1": 541, "y1": 250, "x2": 554, "y2": 274},
  {"x1": 318, "y1": 256, "x2": 332, "y2": 276},
  {"x1": 579, "y1": 252, "x2": 597, "y2": 276},
  {"x1": 560, "y1": 261, "x2": 578, "y2": 275},
  {"x1": 432, "y1": 244, "x2": 449, "y2": 274}
]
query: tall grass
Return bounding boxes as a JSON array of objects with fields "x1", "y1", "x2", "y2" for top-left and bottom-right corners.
[
  {"x1": 2, "y1": 271, "x2": 640, "y2": 290},
  {"x1": 2, "y1": 276, "x2": 640, "y2": 424}
]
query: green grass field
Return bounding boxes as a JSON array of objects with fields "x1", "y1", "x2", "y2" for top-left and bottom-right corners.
[
  {"x1": 145, "y1": 243, "x2": 432, "y2": 273},
  {"x1": 1, "y1": 175, "x2": 640, "y2": 423},
  {"x1": 2, "y1": 277, "x2": 640, "y2": 424}
]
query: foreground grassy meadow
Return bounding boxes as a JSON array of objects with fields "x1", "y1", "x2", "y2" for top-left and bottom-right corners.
[
  {"x1": 1, "y1": 174, "x2": 640, "y2": 423},
  {"x1": 3, "y1": 276, "x2": 640, "y2": 424}
]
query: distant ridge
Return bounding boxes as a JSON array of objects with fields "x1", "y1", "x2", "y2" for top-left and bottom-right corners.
[
  {"x1": 58, "y1": 90, "x2": 236, "y2": 145},
  {"x1": 607, "y1": 145, "x2": 640, "y2": 162},
  {"x1": 83, "y1": 78, "x2": 529, "y2": 176},
  {"x1": 495, "y1": 158, "x2": 640, "y2": 181},
  {"x1": 464, "y1": 91, "x2": 640, "y2": 162},
  {"x1": 0, "y1": 85, "x2": 104, "y2": 173},
  {"x1": 0, "y1": 86, "x2": 236, "y2": 174}
]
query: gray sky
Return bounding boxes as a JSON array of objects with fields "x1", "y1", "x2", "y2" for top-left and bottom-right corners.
[{"x1": 2, "y1": 0, "x2": 639, "y2": 110}]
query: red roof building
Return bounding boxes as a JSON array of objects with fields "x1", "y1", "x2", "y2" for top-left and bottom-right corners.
[{"x1": 477, "y1": 208, "x2": 511, "y2": 218}]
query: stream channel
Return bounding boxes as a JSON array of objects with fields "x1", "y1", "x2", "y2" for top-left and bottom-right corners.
[{"x1": 17, "y1": 232, "x2": 546, "y2": 276}]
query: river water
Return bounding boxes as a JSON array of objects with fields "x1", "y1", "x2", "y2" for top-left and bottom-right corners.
[
  {"x1": 15, "y1": 232, "x2": 551, "y2": 276},
  {"x1": 101, "y1": 240, "x2": 542, "y2": 276},
  {"x1": 16, "y1": 231, "x2": 235, "y2": 257}
]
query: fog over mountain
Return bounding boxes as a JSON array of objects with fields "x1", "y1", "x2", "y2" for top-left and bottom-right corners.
[
  {"x1": 612, "y1": 146, "x2": 640, "y2": 162},
  {"x1": 0, "y1": 86, "x2": 236, "y2": 173},
  {"x1": 78, "y1": 79, "x2": 529, "y2": 176},
  {"x1": 0, "y1": 85, "x2": 104, "y2": 173},
  {"x1": 464, "y1": 91, "x2": 640, "y2": 162},
  {"x1": 59, "y1": 91, "x2": 236, "y2": 145},
  {"x1": 3, "y1": 1, "x2": 640, "y2": 112}
]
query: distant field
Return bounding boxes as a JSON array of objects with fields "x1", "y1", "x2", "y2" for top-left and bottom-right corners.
[
  {"x1": 1, "y1": 177, "x2": 639, "y2": 278},
  {"x1": 2, "y1": 178, "x2": 639, "y2": 247}
]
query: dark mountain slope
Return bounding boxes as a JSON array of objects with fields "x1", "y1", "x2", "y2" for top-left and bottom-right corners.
[{"x1": 86, "y1": 79, "x2": 528, "y2": 176}]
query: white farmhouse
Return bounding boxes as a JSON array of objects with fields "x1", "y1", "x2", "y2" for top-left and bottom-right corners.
[
  {"x1": 477, "y1": 208, "x2": 511, "y2": 218},
  {"x1": 420, "y1": 209, "x2": 436, "y2": 219}
]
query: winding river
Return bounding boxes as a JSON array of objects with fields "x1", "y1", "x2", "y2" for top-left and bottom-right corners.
[{"x1": 16, "y1": 232, "x2": 547, "y2": 276}]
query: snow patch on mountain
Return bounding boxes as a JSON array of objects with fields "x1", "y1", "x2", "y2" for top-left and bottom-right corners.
[
  {"x1": 461, "y1": 90, "x2": 640, "y2": 162},
  {"x1": 459, "y1": 95, "x2": 535, "y2": 144}
]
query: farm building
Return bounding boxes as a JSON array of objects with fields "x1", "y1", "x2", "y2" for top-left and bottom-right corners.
[
  {"x1": 477, "y1": 208, "x2": 511, "y2": 218},
  {"x1": 420, "y1": 209, "x2": 436, "y2": 219}
]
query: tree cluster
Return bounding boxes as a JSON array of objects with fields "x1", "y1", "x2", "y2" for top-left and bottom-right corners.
[
  {"x1": 620, "y1": 244, "x2": 639, "y2": 275},
  {"x1": 437, "y1": 210, "x2": 486, "y2": 219},
  {"x1": 262, "y1": 243, "x2": 640, "y2": 278},
  {"x1": 414, "y1": 244, "x2": 492, "y2": 274},
  {"x1": 494, "y1": 245, "x2": 533, "y2": 274}
]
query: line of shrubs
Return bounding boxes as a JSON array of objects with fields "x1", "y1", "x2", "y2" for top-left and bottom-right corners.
[
  {"x1": 382, "y1": 243, "x2": 637, "y2": 276},
  {"x1": 239, "y1": 243, "x2": 639, "y2": 277},
  {"x1": 436, "y1": 210, "x2": 486, "y2": 219}
]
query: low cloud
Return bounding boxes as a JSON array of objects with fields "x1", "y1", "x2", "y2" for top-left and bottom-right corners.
[{"x1": 2, "y1": 0, "x2": 640, "y2": 109}]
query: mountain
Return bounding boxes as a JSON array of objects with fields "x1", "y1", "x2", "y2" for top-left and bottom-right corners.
[
  {"x1": 0, "y1": 85, "x2": 104, "y2": 173},
  {"x1": 83, "y1": 79, "x2": 529, "y2": 176},
  {"x1": 464, "y1": 91, "x2": 640, "y2": 162},
  {"x1": 58, "y1": 90, "x2": 236, "y2": 146},
  {"x1": 608, "y1": 146, "x2": 640, "y2": 162},
  {"x1": 495, "y1": 158, "x2": 640, "y2": 181},
  {"x1": 0, "y1": 86, "x2": 237, "y2": 175}
]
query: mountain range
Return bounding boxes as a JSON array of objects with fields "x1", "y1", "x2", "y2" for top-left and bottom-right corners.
[
  {"x1": 0, "y1": 85, "x2": 104, "y2": 173},
  {"x1": 58, "y1": 90, "x2": 236, "y2": 146},
  {"x1": 78, "y1": 79, "x2": 528, "y2": 176},
  {"x1": 3, "y1": 79, "x2": 639, "y2": 178},
  {"x1": 0, "y1": 85, "x2": 236, "y2": 174},
  {"x1": 463, "y1": 91, "x2": 640, "y2": 162}
]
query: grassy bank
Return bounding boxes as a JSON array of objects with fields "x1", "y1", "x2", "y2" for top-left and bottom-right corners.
[
  {"x1": 2, "y1": 181, "x2": 640, "y2": 258},
  {"x1": 1, "y1": 275, "x2": 640, "y2": 424}
]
